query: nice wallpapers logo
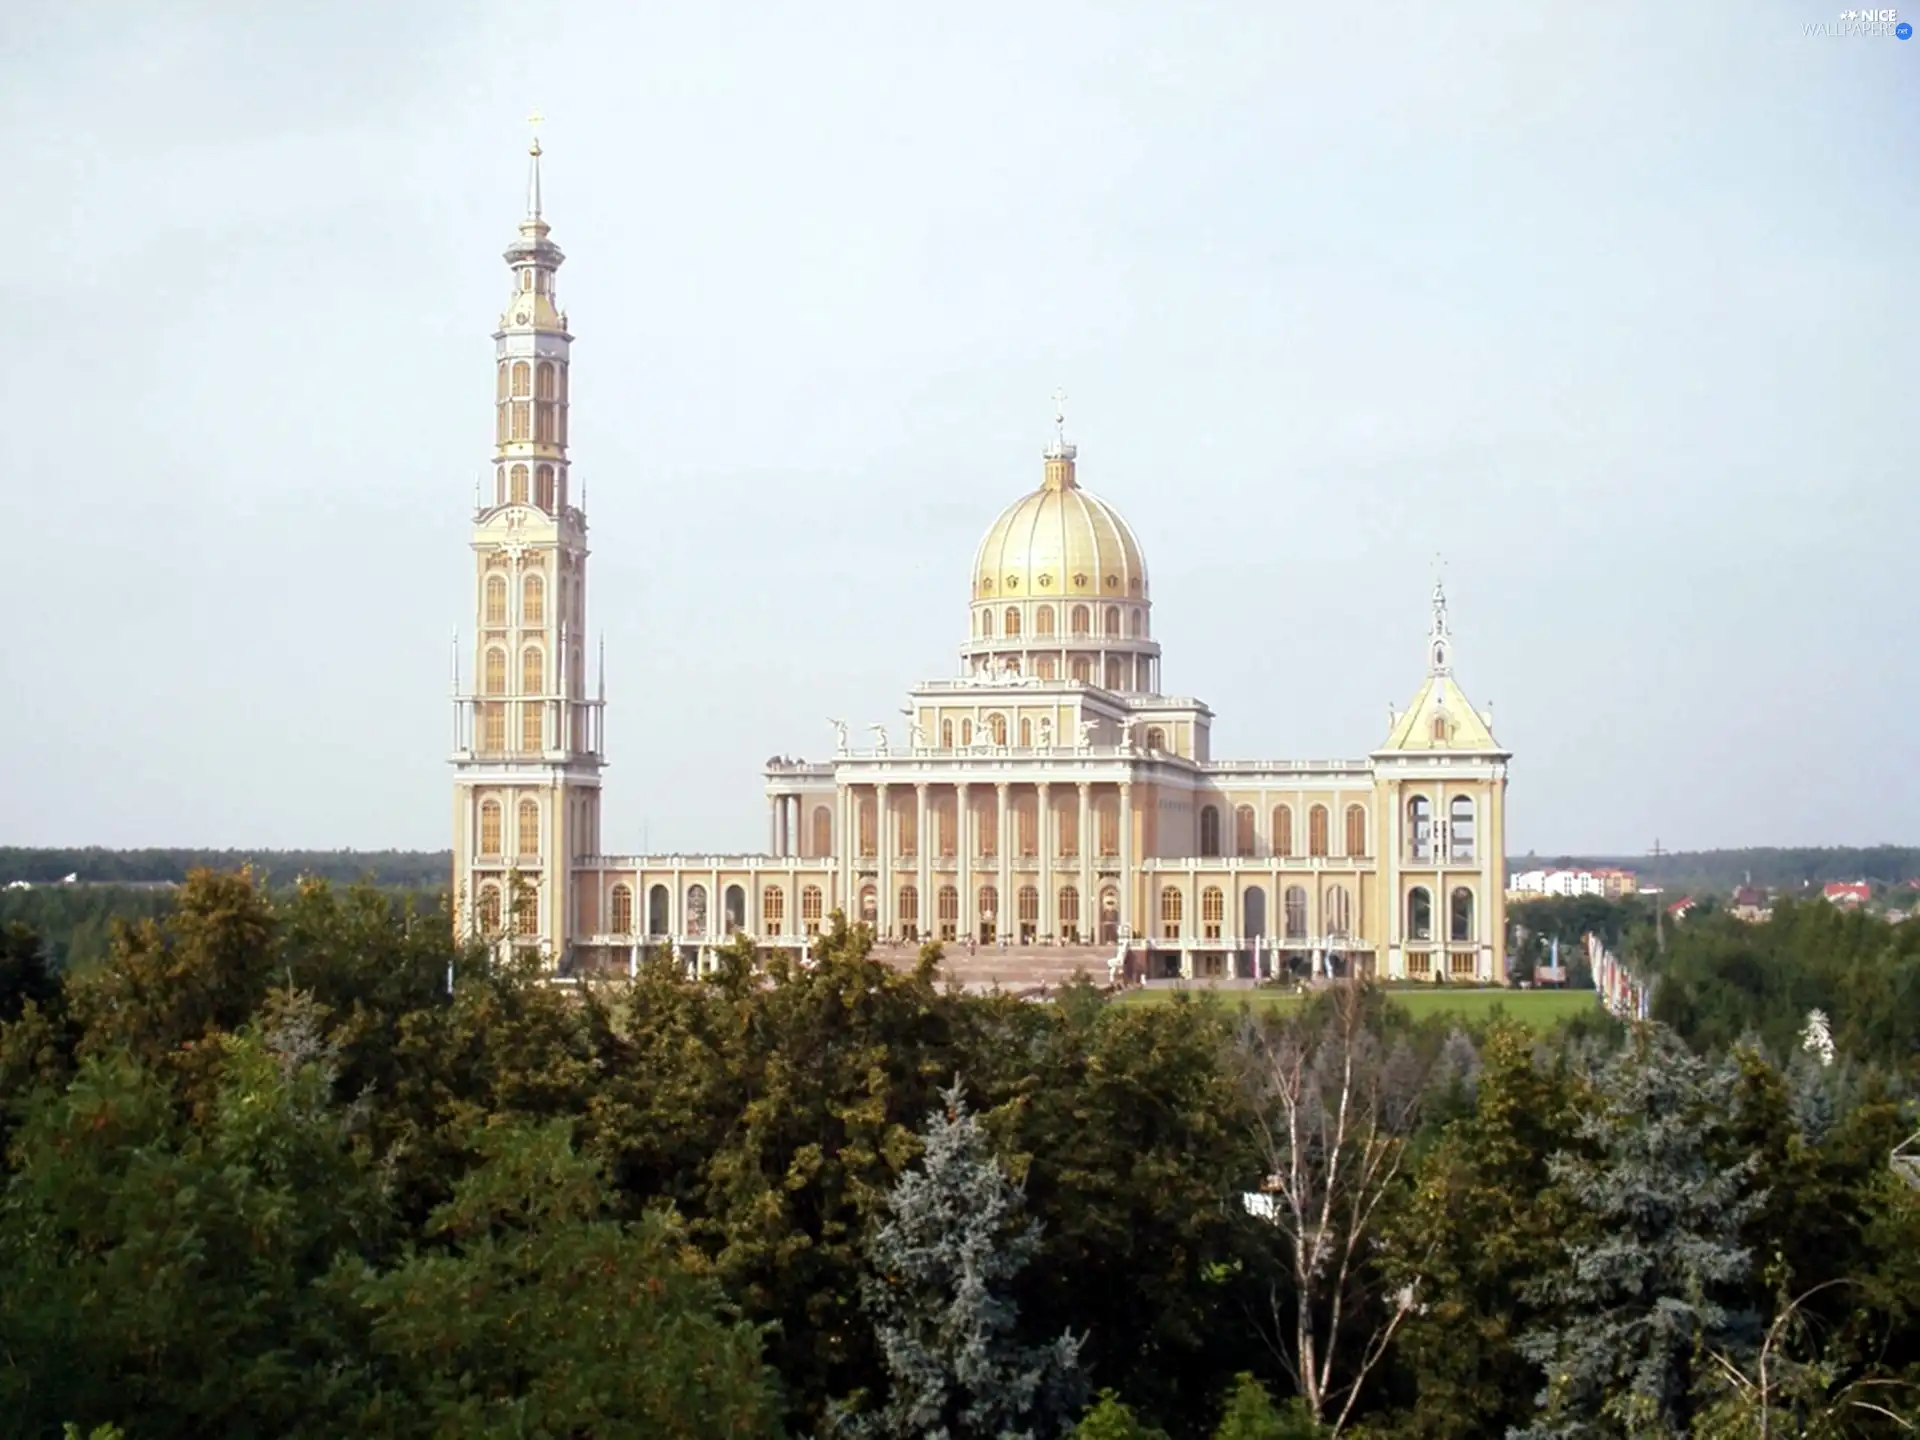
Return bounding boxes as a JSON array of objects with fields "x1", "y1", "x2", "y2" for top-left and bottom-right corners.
[{"x1": 1805, "y1": 7, "x2": 1913, "y2": 35}]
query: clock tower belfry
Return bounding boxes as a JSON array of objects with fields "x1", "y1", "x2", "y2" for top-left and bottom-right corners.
[{"x1": 451, "y1": 120, "x2": 606, "y2": 965}]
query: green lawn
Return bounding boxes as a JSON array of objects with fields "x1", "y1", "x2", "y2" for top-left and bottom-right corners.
[{"x1": 1117, "y1": 985, "x2": 1598, "y2": 1029}]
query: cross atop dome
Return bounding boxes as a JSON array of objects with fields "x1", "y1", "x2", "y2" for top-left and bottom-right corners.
[{"x1": 1042, "y1": 386, "x2": 1077, "y2": 480}]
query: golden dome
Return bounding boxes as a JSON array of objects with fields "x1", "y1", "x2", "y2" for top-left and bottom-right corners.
[{"x1": 971, "y1": 451, "x2": 1149, "y2": 606}]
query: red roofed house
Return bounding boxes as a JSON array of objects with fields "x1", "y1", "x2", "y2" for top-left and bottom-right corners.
[{"x1": 1823, "y1": 881, "x2": 1870, "y2": 906}]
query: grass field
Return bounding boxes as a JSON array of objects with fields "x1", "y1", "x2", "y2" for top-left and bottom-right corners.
[{"x1": 1117, "y1": 986, "x2": 1599, "y2": 1029}]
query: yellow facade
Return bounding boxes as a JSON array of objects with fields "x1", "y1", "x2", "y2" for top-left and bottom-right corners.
[{"x1": 451, "y1": 144, "x2": 1513, "y2": 983}]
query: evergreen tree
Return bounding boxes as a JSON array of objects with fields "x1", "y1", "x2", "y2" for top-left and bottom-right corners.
[
  {"x1": 1515, "y1": 1024, "x2": 1762, "y2": 1438},
  {"x1": 846, "y1": 1079, "x2": 1086, "y2": 1439}
]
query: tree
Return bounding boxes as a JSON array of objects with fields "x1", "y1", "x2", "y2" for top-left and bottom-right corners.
[
  {"x1": 1212, "y1": 1374, "x2": 1324, "y2": 1439},
  {"x1": 1515, "y1": 1024, "x2": 1763, "y2": 1438},
  {"x1": 1071, "y1": 1393, "x2": 1171, "y2": 1440},
  {"x1": 1242, "y1": 984, "x2": 1430, "y2": 1432},
  {"x1": 843, "y1": 1078, "x2": 1086, "y2": 1439}
]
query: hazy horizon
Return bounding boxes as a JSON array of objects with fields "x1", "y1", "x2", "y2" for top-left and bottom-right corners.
[{"x1": 2, "y1": 1, "x2": 1914, "y2": 855}]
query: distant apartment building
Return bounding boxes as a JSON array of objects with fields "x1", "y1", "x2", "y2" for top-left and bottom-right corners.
[{"x1": 1508, "y1": 867, "x2": 1639, "y2": 899}]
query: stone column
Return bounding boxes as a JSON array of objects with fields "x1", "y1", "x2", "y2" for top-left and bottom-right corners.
[
  {"x1": 1036, "y1": 781, "x2": 1052, "y2": 941},
  {"x1": 995, "y1": 780, "x2": 1011, "y2": 945},
  {"x1": 956, "y1": 782, "x2": 971, "y2": 942},
  {"x1": 1119, "y1": 781, "x2": 1134, "y2": 940},
  {"x1": 876, "y1": 782, "x2": 891, "y2": 936},
  {"x1": 1077, "y1": 780, "x2": 1093, "y2": 945},
  {"x1": 914, "y1": 781, "x2": 930, "y2": 945}
]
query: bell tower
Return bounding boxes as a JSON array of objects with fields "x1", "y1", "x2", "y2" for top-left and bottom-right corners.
[{"x1": 451, "y1": 117, "x2": 606, "y2": 965}]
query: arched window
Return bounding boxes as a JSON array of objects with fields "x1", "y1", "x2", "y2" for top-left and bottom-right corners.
[
  {"x1": 724, "y1": 884, "x2": 746, "y2": 934},
  {"x1": 1199, "y1": 805, "x2": 1222, "y2": 857},
  {"x1": 989, "y1": 714, "x2": 1008, "y2": 746},
  {"x1": 481, "y1": 705, "x2": 505, "y2": 752},
  {"x1": 1272, "y1": 805, "x2": 1293, "y2": 857},
  {"x1": 479, "y1": 799, "x2": 502, "y2": 855},
  {"x1": 496, "y1": 363, "x2": 510, "y2": 401},
  {"x1": 1326, "y1": 884, "x2": 1352, "y2": 937},
  {"x1": 522, "y1": 573, "x2": 545, "y2": 625},
  {"x1": 477, "y1": 883, "x2": 502, "y2": 934},
  {"x1": 610, "y1": 884, "x2": 634, "y2": 934},
  {"x1": 1058, "y1": 885, "x2": 1080, "y2": 941},
  {"x1": 1098, "y1": 885, "x2": 1120, "y2": 944},
  {"x1": 1004, "y1": 607, "x2": 1022, "y2": 637},
  {"x1": 516, "y1": 798, "x2": 539, "y2": 855},
  {"x1": 1128, "y1": 608, "x2": 1145, "y2": 637},
  {"x1": 507, "y1": 463, "x2": 529, "y2": 506},
  {"x1": 510, "y1": 402, "x2": 530, "y2": 441},
  {"x1": 762, "y1": 885, "x2": 785, "y2": 935},
  {"x1": 685, "y1": 884, "x2": 708, "y2": 938},
  {"x1": 1146, "y1": 726, "x2": 1166, "y2": 752},
  {"x1": 1017, "y1": 885, "x2": 1039, "y2": 940},
  {"x1": 1159, "y1": 886, "x2": 1183, "y2": 940},
  {"x1": 1308, "y1": 805, "x2": 1329, "y2": 857},
  {"x1": 978, "y1": 885, "x2": 999, "y2": 941},
  {"x1": 535, "y1": 464, "x2": 555, "y2": 511},
  {"x1": 1035, "y1": 656, "x2": 1056, "y2": 680},
  {"x1": 1235, "y1": 805, "x2": 1255, "y2": 857},
  {"x1": 1201, "y1": 886, "x2": 1224, "y2": 940},
  {"x1": 1104, "y1": 605, "x2": 1121, "y2": 636},
  {"x1": 857, "y1": 793, "x2": 876, "y2": 857},
  {"x1": 1243, "y1": 886, "x2": 1267, "y2": 938},
  {"x1": 858, "y1": 884, "x2": 878, "y2": 924},
  {"x1": 511, "y1": 361, "x2": 531, "y2": 397},
  {"x1": 536, "y1": 361, "x2": 555, "y2": 400},
  {"x1": 484, "y1": 648, "x2": 507, "y2": 695},
  {"x1": 801, "y1": 884, "x2": 824, "y2": 935},
  {"x1": 521, "y1": 647, "x2": 543, "y2": 695},
  {"x1": 1070, "y1": 605, "x2": 1091, "y2": 636},
  {"x1": 1450, "y1": 887, "x2": 1475, "y2": 942},
  {"x1": 1019, "y1": 718, "x2": 1032, "y2": 748},
  {"x1": 937, "y1": 884, "x2": 959, "y2": 941},
  {"x1": 1284, "y1": 885, "x2": 1308, "y2": 940},
  {"x1": 1449, "y1": 797, "x2": 1476, "y2": 862},
  {"x1": 1431, "y1": 715, "x2": 1448, "y2": 744},
  {"x1": 484, "y1": 575, "x2": 507, "y2": 626},
  {"x1": 940, "y1": 719, "x2": 954, "y2": 748},
  {"x1": 961, "y1": 719, "x2": 974, "y2": 746},
  {"x1": 1407, "y1": 797, "x2": 1433, "y2": 862},
  {"x1": 811, "y1": 806, "x2": 832, "y2": 858},
  {"x1": 512, "y1": 885, "x2": 537, "y2": 935},
  {"x1": 1344, "y1": 804, "x2": 1367, "y2": 858},
  {"x1": 1407, "y1": 887, "x2": 1433, "y2": 941},
  {"x1": 897, "y1": 884, "x2": 919, "y2": 937},
  {"x1": 1070, "y1": 657, "x2": 1091, "y2": 683},
  {"x1": 1034, "y1": 605, "x2": 1055, "y2": 636},
  {"x1": 648, "y1": 884, "x2": 670, "y2": 936},
  {"x1": 979, "y1": 609, "x2": 995, "y2": 638}
]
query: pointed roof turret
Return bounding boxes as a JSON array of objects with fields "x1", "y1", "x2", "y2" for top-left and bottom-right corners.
[{"x1": 1376, "y1": 577, "x2": 1505, "y2": 755}]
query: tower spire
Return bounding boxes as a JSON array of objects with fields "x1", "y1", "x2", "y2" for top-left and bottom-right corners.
[
  {"x1": 1427, "y1": 558, "x2": 1452, "y2": 676},
  {"x1": 525, "y1": 108, "x2": 545, "y2": 221},
  {"x1": 1042, "y1": 387, "x2": 1078, "y2": 490}
]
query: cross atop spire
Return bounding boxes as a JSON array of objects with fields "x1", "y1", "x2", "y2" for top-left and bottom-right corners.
[{"x1": 1043, "y1": 386, "x2": 1077, "y2": 471}]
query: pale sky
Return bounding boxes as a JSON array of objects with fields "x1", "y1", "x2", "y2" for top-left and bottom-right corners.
[{"x1": 1, "y1": 0, "x2": 1913, "y2": 856}]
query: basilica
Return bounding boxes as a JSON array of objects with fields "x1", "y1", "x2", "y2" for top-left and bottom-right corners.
[{"x1": 450, "y1": 135, "x2": 1513, "y2": 984}]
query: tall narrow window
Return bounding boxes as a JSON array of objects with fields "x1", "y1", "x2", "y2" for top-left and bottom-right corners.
[
  {"x1": 481, "y1": 705, "x2": 505, "y2": 752},
  {"x1": 536, "y1": 403, "x2": 555, "y2": 443},
  {"x1": 496, "y1": 363, "x2": 509, "y2": 401},
  {"x1": 801, "y1": 884, "x2": 824, "y2": 935},
  {"x1": 1345, "y1": 804, "x2": 1367, "y2": 858},
  {"x1": 510, "y1": 464, "x2": 529, "y2": 504},
  {"x1": 1407, "y1": 887, "x2": 1433, "y2": 941},
  {"x1": 978, "y1": 885, "x2": 999, "y2": 941},
  {"x1": 1035, "y1": 656, "x2": 1056, "y2": 680},
  {"x1": 859, "y1": 884, "x2": 878, "y2": 924},
  {"x1": 1159, "y1": 886, "x2": 1183, "y2": 941},
  {"x1": 510, "y1": 402, "x2": 530, "y2": 441},
  {"x1": 858, "y1": 793, "x2": 876, "y2": 857},
  {"x1": 1097, "y1": 798, "x2": 1118, "y2": 857},
  {"x1": 1128, "y1": 608, "x2": 1145, "y2": 637},
  {"x1": 1308, "y1": 805, "x2": 1329, "y2": 857},
  {"x1": 1070, "y1": 605, "x2": 1091, "y2": 636},
  {"x1": 536, "y1": 464, "x2": 555, "y2": 511},
  {"x1": 1284, "y1": 885, "x2": 1307, "y2": 940},
  {"x1": 1431, "y1": 715, "x2": 1448, "y2": 744},
  {"x1": 762, "y1": 885, "x2": 785, "y2": 935},
  {"x1": 516, "y1": 798, "x2": 539, "y2": 855},
  {"x1": 724, "y1": 885, "x2": 746, "y2": 934},
  {"x1": 980, "y1": 610, "x2": 995, "y2": 638},
  {"x1": 1326, "y1": 884, "x2": 1352, "y2": 936},
  {"x1": 1449, "y1": 797, "x2": 1476, "y2": 862},
  {"x1": 1017, "y1": 794, "x2": 1036, "y2": 856},
  {"x1": 1272, "y1": 805, "x2": 1294, "y2": 857},
  {"x1": 521, "y1": 647, "x2": 543, "y2": 695},
  {"x1": 1104, "y1": 606, "x2": 1121, "y2": 636},
  {"x1": 1450, "y1": 887, "x2": 1475, "y2": 942},
  {"x1": 536, "y1": 362, "x2": 555, "y2": 400},
  {"x1": 1058, "y1": 885, "x2": 1080, "y2": 941},
  {"x1": 1004, "y1": 607, "x2": 1022, "y2": 637},
  {"x1": 1199, "y1": 806, "x2": 1222, "y2": 857},
  {"x1": 513, "y1": 885, "x2": 537, "y2": 935},
  {"x1": 1070, "y1": 657, "x2": 1091, "y2": 683},
  {"x1": 522, "y1": 573, "x2": 545, "y2": 625},
  {"x1": 1235, "y1": 805, "x2": 1255, "y2": 857},
  {"x1": 484, "y1": 575, "x2": 507, "y2": 626},
  {"x1": 686, "y1": 884, "x2": 708, "y2": 938},
  {"x1": 520, "y1": 702, "x2": 543, "y2": 753},
  {"x1": 477, "y1": 884, "x2": 502, "y2": 934},
  {"x1": 1104, "y1": 657, "x2": 1123, "y2": 690},
  {"x1": 940, "y1": 719, "x2": 954, "y2": 748},
  {"x1": 1034, "y1": 605, "x2": 1055, "y2": 636},
  {"x1": 1408, "y1": 797, "x2": 1433, "y2": 863},
  {"x1": 1201, "y1": 886, "x2": 1224, "y2": 940},
  {"x1": 989, "y1": 714, "x2": 1008, "y2": 746},
  {"x1": 484, "y1": 648, "x2": 507, "y2": 695},
  {"x1": 898, "y1": 884, "x2": 919, "y2": 937},
  {"x1": 1017, "y1": 885, "x2": 1039, "y2": 940},
  {"x1": 1019, "y1": 718, "x2": 1032, "y2": 748},
  {"x1": 937, "y1": 885, "x2": 959, "y2": 941},
  {"x1": 511, "y1": 361, "x2": 531, "y2": 397},
  {"x1": 610, "y1": 884, "x2": 634, "y2": 934},
  {"x1": 479, "y1": 800, "x2": 502, "y2": 855},
  {"x1": 1146, "y1": 726, "x2": 1167, "y2": 752},
  {"x1": 811, "y1": 807, "x2": 831, "y2": 857},
  {"x1": 648, "y1": 885, "x2": 669, "y2": 936}
]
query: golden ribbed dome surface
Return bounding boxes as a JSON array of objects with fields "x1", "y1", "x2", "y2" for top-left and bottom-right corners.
[{"x1": 971, "y1": 472, "x2": 1149, "y2": 605}]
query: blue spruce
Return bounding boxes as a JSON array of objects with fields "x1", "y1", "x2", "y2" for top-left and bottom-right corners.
[{"x1": 847, "y1": 1079, "x2": 1087, "y2": 1440}]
